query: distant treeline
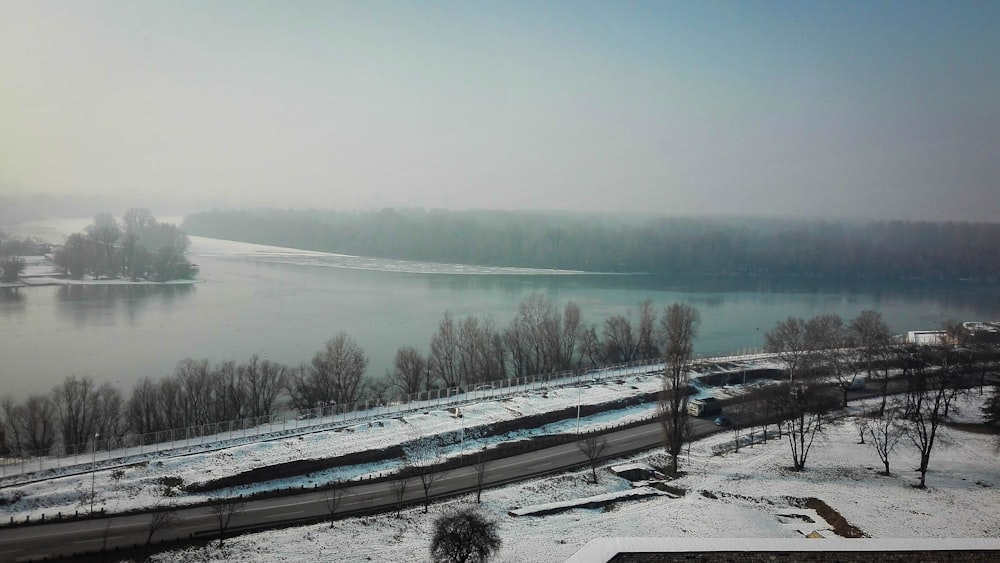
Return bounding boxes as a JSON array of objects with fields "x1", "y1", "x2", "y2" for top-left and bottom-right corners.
[{"x1": 183, "y1": 209, "x2": 1000, "y2": 280}]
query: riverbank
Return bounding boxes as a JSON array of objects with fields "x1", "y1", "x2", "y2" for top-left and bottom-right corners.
[{"x1": 0, "y1": 256, "x2": 199, "y2": 289}]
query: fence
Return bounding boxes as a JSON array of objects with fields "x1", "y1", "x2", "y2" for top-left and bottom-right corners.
[{"x1": 0, "y1": 350, "x2": 773, "y2": 486}]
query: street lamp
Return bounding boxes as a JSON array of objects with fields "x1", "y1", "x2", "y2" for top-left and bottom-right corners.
[
  {"x1": 90, "y1": 432, "x2": 100, "y2": 513},
  {"x1": 576, "y1": 383, "x2": 583, "y2": 435}
]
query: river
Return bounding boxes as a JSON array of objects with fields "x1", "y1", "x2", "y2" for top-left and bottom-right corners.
[{"x1": 2, "y1": 218, "x2": 999, "y2": 397}]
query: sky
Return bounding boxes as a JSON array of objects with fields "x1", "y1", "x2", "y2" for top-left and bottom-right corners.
[{"x1": 1, "y1": 0, "x2": 998, "y2": 221}]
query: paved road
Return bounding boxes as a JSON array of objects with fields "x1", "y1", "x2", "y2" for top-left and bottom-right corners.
[{"x1": 0, "y1": 416, "x2": 728, "y2": 562}]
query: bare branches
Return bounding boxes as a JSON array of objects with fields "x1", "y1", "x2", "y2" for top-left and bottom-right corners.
[
  {"x1": 864, "y1": 408, "x2": 904, "y2": 475},
  {"x1": 324, "y1": 487, "x2": 345, "y2": 524},
  {"x1": 660, "y1": 303, "x2": 699, "y2": 477},
  {"x1": 577, "y1": 435, "x2": 608, "y2": 484},
  {"x1": 208, "y1": 496, "x2": 246, "y2": 549},
  {"x1": 405, "y1": 434, "x2": 446, "y2": 513},
  {"x1": 430, "y1": 507, "x2": 501, "y2": 563}
]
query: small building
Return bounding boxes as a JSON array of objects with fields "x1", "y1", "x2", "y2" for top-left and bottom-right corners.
[{"x1": 906, "y1": 330, "x2": 946, "y2": 345}]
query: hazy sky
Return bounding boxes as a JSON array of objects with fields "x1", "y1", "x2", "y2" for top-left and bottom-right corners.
[{"x1": 2, "y1": 1, "x2": 998, "y2": 221}]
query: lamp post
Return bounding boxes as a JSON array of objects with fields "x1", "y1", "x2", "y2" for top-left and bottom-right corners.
[
  {"x1": 90, "y1": 432, "x2": 100, "y2": 513},
  {"x1": 576, "y1": 383, "x2": 583, "y2": 435},
  {"x1": 459, "y1": 408, "x2": 465, "y2": 454}
]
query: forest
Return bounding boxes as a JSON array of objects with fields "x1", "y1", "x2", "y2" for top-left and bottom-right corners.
[{"x1": 182, "y1": 209, "x2": 1000, "y2": 281}]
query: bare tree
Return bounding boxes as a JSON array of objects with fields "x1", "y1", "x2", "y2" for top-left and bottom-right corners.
[
  {"x1": 729, "y1": 403, "x2": 744, "y2": 453},
  {"x1": 578, "y1": 325, "x2": 604, "y2": 368},
  {"x1": 430, "y1": 507, "x2": 502, "y2": 563},
  {"x1": 1, "y1": 394, "x2": 56, "y2": 456},
  {"x1": 902, "y1": 348, "x2": 959, "y2": 488},
  {"x1": 457, "y1": 316, "x2": 485, "y2": 386},
  {"x1": 324, "y1": 487, "x2": 345, "y2": 525},
  {"x1": 208, "y1": 496, "x2": 245, "y2": 549},
  {"x1": 603, "y1": 313, "x2": 636, "y2": 363},
  {"x1": 807, "y1": 314, "x2": 858, "y2": 408},
  {"x1": 864, "y1": 408, "x2": 904, "y2": 475},
  {"x1": 239, "y1": 355, "x2": 288, "y2": 419},
  {"x1": 93, "y1": 383, "x2": 128, "y2": 448},
  {"x1": 560, "y1": 301, "x2": 582, "y2": 370},
  {"x1": 390, "y1": 473, "x2": 411, "y2": 518},
  {"x1": 850, "y1": 310, "x2": 893, "y2": 414},
  {"x1": 430, "y1": 312, "x2": 461, "y2": 388},
  {"x1": 59, "y1": 232, "x2": 94, "y2": 279},
  {"x1": 660, "y1": 303, "x2": 700, "y2": 476},
  {"x1": 86, "y1": 212, "x2": 122, "y2": 278},
  {"x1": 144, "y1": 501, "x2": 177, "y2": 558},
  {"x1": 405, "y1": 434, "x2": 446, "y2": 513},
  {"x1": 175, "y1": 359, "x2": 212, "y2": 427},
  {"x1": 121, "y1": 208, "x2": 155, "y2": 279},
  {"x1": 479, "y1": 317, "x2": 507, "y2": 382},
  {"x1": 636, "y1": 299, "x2": 658, "y2": 359},
  {"x1": 127, "y1": 376, "x2": 163, "y2": 435},
  {"x1": 289, "y1": 333, "x2": 368, "y2": 410},
  {"x1": 392, "y1": 346, "x2": 429, "y2": 396},
  {"x1": 473, "y1": 447, "x2": 489, "y2": 504},
  {"x1": 577, "y1": 434, "x2": 608, "y2": 484},
  {"x1": 782, "y1": 384, "x2": 835, "y2": 471},
  {"x1": 509, "y1": 293, "x2": 561, "y2": 375},
  {"x1": 52, "y1": 375, "x2": 98, "y2": 455},
  {"x1": 214, "y1": 360, "x2": 244, "y2": 422},
  {"x1": 765, "y1": 317, "x2": 810, "y2": 383}
]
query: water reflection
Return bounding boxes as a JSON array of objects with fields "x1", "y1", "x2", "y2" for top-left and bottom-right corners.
[
  {"x1": 0, "y1": 287, "x2": 26, "y2": 316},
  {"x1": 55, "y1": 284, "x2": 195, "y2": 326}
]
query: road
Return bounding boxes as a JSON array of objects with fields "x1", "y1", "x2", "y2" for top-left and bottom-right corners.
[{"x1": 0, "y1": 416, "x2": 726, "y2": 562}]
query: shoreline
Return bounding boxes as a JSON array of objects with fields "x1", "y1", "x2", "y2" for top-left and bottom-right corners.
[{"x1": 1, "y1": 277, "x2": 199, "y2": 289}]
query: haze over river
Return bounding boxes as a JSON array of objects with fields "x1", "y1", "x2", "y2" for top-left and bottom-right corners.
[{"x1": 3, "y1": 218, "x2": 999, "y2": 398}]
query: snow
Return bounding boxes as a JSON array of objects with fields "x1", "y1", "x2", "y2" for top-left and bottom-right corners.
[
  {"x1": 2, "y1": 368, "x2": 996, "y2": 563},
  {"x1": 130, "y1": 393, "x2": 1000, "y2": 563},
  {"x1": 1, "y1": 255, "x2": 198, "y2": 287},
  {"x1": 0, "y1": 366, "x2": 675, "y2": 520},
  {"x1": 565, "y1": 538, "x2": 1000, "y2": 563},
  {"x1": 509, "y1": 487, "x2": 670, "y2": 517},
  {"x1": 188, "y1": 235, "x2": 587, "y2": 276}
]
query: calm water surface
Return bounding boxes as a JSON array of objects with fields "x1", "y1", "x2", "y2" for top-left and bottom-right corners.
[{"x1": 2, "y1": 219, "x2": 999, "y2": 397}]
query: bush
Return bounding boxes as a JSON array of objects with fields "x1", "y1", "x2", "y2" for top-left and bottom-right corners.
[{"x1": 430, "y1": 507, "x2": 501, "y2": 563}]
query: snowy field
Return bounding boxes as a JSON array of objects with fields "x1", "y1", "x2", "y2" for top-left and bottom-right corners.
[{"x1": 142, "y1": 393, "x2": 1000, "y2": 563}]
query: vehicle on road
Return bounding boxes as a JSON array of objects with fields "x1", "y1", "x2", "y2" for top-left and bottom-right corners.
[
  {"x1": 687, "y1": 397, "x2": 721, "y2": 417},
  {"x1": 714, "y1": 415, "x2": 732, "y2": 427}
]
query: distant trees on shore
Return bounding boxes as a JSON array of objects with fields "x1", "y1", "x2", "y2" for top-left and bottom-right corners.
[
  {"x1": 183, "y1": 208, "x2": 1000, "y2": 281},
  {"x1": 0, "y1": 232, "x2": 50, "y2": 282},
  {"x1": 53, "y1": 210, "x2": 197, "y2": 281}
]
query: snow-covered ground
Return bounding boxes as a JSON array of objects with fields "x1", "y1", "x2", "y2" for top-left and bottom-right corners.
[
  {"x1": 141, "y1": 393, "x2": 999, "y2": 563},
  {"x1": 0, "y1": 358, "x2": 785, "y2": 521},
  {"x1": 0, "y1": 255, "x2": 198, "y2": 287}
]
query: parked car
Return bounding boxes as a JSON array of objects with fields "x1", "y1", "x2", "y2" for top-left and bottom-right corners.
[{"x1": 714, "y1": 415, "x2": 732, "y2": 427}]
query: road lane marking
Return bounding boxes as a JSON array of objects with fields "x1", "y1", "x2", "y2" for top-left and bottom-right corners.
[
  {"x1": 74, "y1": 536, "x2": 122, "y2": 544},
  {"x1": 268, "y1": 510, "x2": 305, "y2": 519}
]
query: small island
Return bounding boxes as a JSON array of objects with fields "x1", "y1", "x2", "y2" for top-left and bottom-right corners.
[{"x1": 0, "y1": 209, "x2": 198, "y2": 289}]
